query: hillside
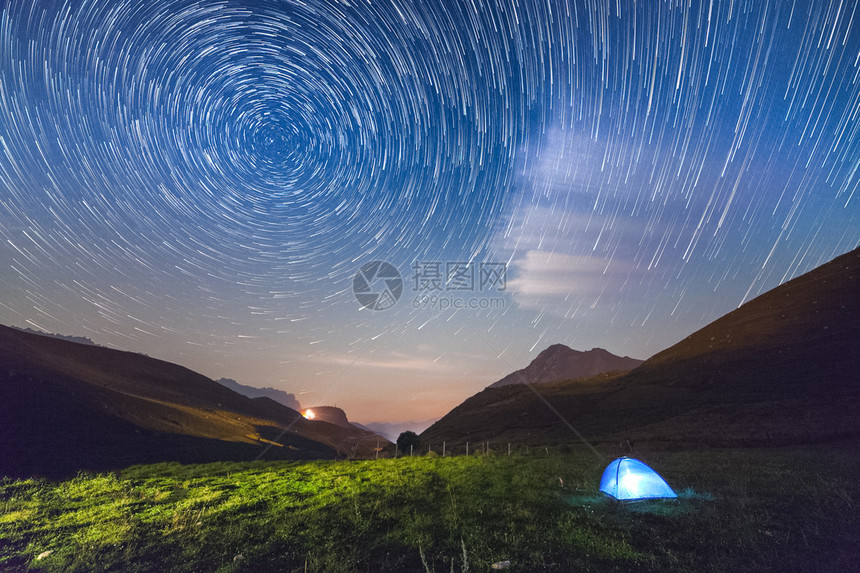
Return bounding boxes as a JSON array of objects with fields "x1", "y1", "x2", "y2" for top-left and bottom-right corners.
[
  {"x1": 489, "y1": 345, "x2": 642, "y2": 388},
  {"x1": 0, "y1": 326, "x2": 385, "y2": 478},
  {"x1": 422, "y1": 247, "x2": 860, "y2": 449}
]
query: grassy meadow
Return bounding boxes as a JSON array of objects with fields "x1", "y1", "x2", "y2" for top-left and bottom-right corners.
[{"x1": 1, "y1": 443, "x2": 858, "y2": 572}]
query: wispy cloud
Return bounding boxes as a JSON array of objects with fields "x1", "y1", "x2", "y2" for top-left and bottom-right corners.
[
  {"x1": 307, "y1": 349, "x2": 487, "y2": 375},
  {"x1": 493, "y1": 128, "x2": 660, "y2": 315},
  {"x1": 507, "y1": 250, "x2": 633, "y2": 298}
]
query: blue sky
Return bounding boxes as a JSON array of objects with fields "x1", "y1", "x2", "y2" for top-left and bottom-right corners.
[{"x1": 1, "y1": 0, "x2": 857, "y2": 423}]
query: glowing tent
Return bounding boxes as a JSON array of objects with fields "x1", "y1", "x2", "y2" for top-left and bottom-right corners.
[{"x1": 599, "y1": 457, "x2": 677, "y2": 501}]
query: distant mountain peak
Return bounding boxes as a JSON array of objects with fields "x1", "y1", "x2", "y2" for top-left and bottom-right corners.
[
  {"x1": 303, "y1": 405, "x2": 350, "y2": 428},
  {"x1": 215, "y1": 378, "x2": 301, "y2": 412},
  {"x1": 534, "y1": 343, "x2": 577, "y2": 359},
  {"x1": 489, "y1": 345, "x2": 643, "y2": 388},
  {"x1": 540, "y1": 343, "x2": 570, "y2": 352}
]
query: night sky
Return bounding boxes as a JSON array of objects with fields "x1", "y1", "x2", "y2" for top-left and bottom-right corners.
[{"x1": 1, "y1": 0, "x2": 857, "y2": 423}]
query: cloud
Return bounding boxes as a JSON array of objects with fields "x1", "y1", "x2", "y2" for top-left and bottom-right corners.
[
  {"x1": 507, "y1": 249, "x2": 636, "y2": 307},
  {"x1": 308, "y1": 350, "x2": 463, "y2": 375}
]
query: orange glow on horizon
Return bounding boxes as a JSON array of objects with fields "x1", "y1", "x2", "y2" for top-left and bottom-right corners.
[{"x1": 303, "y1": 408, "x2": 315, "y2": 420}]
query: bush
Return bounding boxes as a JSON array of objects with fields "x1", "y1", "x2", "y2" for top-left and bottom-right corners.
[{"x1": 396, "y1": 431, "x2": 421, "y2": 455}]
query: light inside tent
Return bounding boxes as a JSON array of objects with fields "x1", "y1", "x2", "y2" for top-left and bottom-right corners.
[{"x1": 599, "y1": 457, "x2": 677, "y2": 501}]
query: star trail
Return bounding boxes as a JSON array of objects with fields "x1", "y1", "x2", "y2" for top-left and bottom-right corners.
[{"x1": 1, "y1": 0, "x2": 858, "y2": 422}]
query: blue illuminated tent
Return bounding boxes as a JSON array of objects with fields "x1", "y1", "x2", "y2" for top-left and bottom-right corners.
[{"x1": 599, "y1": 457, "x2": 677, "y2": 501}]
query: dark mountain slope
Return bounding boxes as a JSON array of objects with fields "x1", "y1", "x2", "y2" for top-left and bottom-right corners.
[
  {"x1": 422, "y1": 247, "x2": 860, "y2": 448},
  {"x1": 0, "y1": 326, "x2": 382, "y2": 478}
]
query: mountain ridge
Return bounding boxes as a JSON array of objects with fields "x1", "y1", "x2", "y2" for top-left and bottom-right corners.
[
  {"x1": 215, "y1": 377, "x2": 301, "y2": 411},
  {"x1": 422, "y1": 247, "x2": 860, "y2": 449},
  {"x1": 353, "y1": 419, "x2": 439, "y2": 442}
]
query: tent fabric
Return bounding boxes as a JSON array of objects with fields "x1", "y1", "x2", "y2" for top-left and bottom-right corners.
[{"x1": 599, "y1": 457, "x2": 677, "y2": 501}]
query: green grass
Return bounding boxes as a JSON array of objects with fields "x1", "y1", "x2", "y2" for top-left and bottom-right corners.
[{"x1": 1, "y1": 444, "x2": 858, "y2": 572}]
